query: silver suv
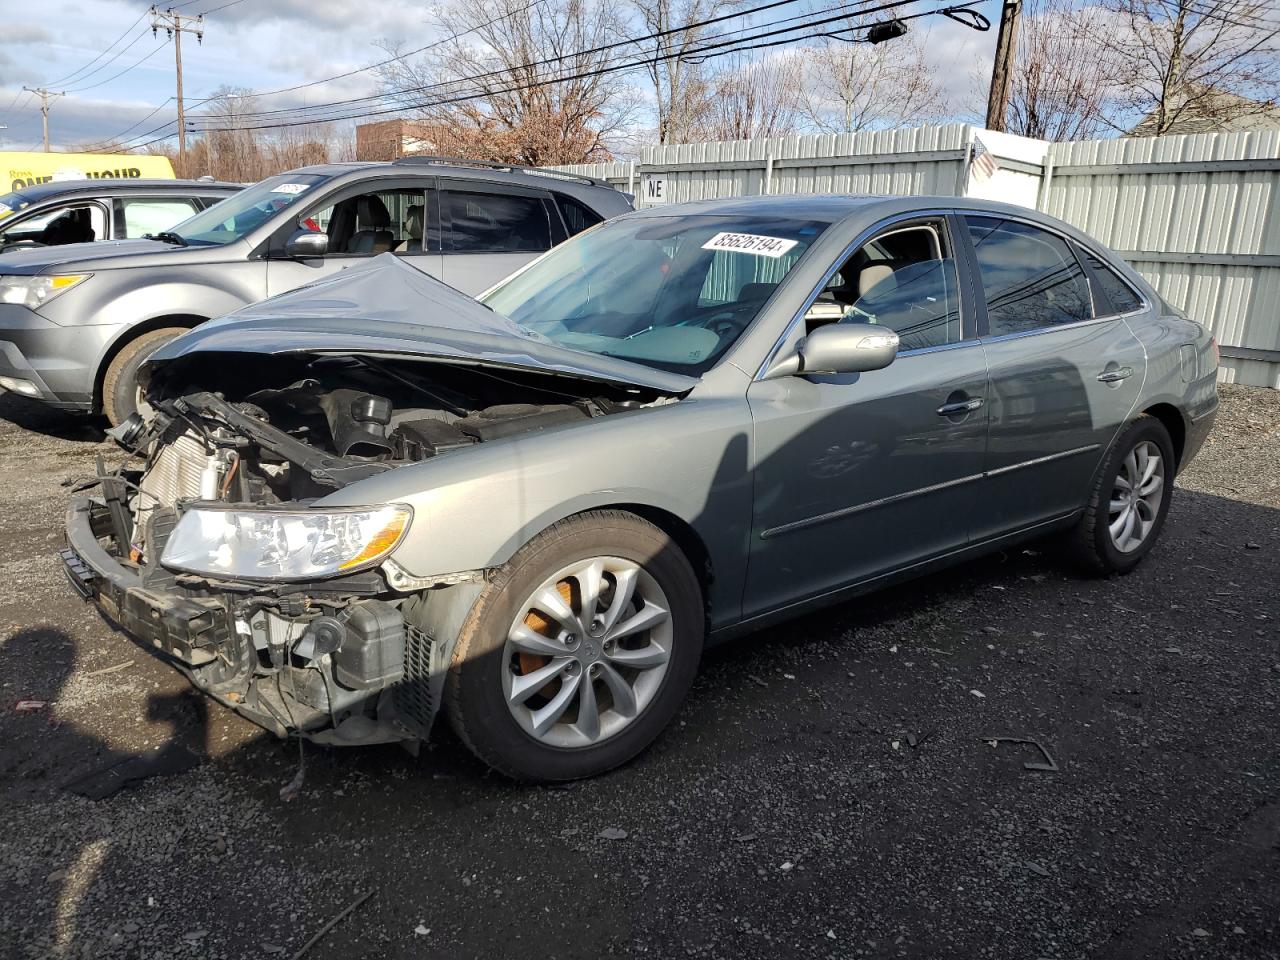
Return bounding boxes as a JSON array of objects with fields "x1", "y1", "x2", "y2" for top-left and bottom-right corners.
[{"x1": 0, "y1": 158, "x2": 631, "y2": 423}]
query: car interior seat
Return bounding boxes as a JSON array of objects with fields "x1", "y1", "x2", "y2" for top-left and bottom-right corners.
[
  {"x1": 394, "y1": 204, "x2": 424, "y2": 253},
  {"x1": 347, "y1": 196, "x2": 395, "y2": 254}
]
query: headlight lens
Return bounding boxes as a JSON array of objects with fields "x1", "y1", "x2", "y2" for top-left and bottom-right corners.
[
  {"x1": 161, "y1": 505, "x2": 412, "y2": 581},
  {"x1": 0, "y1": 274, "x2": 91, "y2": 310}
]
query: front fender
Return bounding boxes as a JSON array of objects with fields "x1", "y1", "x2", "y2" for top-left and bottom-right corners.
[{"x1": 318, "y1": 398, "x2": 753, "y2": 626}]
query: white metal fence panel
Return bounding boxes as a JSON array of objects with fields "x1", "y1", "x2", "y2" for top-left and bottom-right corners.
[{"x1": 1045, "y1": 129, "x2": 1280, "y2": 388}]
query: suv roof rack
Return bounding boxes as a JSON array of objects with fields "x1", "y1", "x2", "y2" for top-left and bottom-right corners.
[{"x1": 390, "y1": 154, "x2": 609, "y2": 189}]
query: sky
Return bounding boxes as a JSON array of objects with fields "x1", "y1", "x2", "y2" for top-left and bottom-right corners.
[{"x1": 0, "y1": 0, "x2": 996, "y2": 154}]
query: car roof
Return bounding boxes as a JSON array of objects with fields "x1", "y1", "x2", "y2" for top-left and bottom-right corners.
[
  {"x1": 9, "y1": 179, "x2": 242, "y2": 203},
  {"x1": 620, "y1": 193, "x2": 1084, "y2": 232},
  {"x1": 284, "y1": 158, "x2": 627, "y2": 208}
]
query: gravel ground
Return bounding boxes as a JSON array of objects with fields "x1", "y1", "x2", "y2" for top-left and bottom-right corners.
[{"x1": 0, "y1": 384, "x2": 1276, "y2": 960}]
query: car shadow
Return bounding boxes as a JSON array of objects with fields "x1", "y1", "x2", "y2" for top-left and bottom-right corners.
[{"x1": 0, "y1": 392, "x2": 105, "y2": 442}]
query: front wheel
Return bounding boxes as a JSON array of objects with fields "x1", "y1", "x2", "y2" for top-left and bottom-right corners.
[
  {"x1": 1069, "y1": 415, "x2": 1176, "y2": 575},
  {"x1": 444, "y1": 511, "x2": 704, "y2": 781},
  {"x1": 101, "y1": 327, "x2": 187, "y2": 426}
]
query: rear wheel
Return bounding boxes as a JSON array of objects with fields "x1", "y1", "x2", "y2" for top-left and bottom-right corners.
[
  {"x1": 445, "y1": 511, "x2": 703, "y2": 781},
  {"x1": 1069, "y1": 415, "x2": 1175, "y2": 575},
  {"x1": 101, "y1": 327, "x2": 187, "y2": 426}
]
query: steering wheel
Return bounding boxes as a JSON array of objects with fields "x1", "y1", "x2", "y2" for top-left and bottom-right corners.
[{"x1": 692, "y1": 303, "x2": 757, "y2": 339}]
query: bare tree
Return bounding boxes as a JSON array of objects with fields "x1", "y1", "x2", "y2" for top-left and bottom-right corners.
[
  {"x1": 701, "y1": 51, "x2": 804, "y2": 141},
  {"x1": 1007, "y1": 0, "x2": 1118, "y2": 140},
  {"x1": 378, "y1": 0, "x2": 634, "y2": 165},
  {"x1": 1098, "y1": 0, "x2": 1280, "y2": 135},
  {"x1": 800, "y1": 25, "x2": 946, "y2": 133},
  {"x1": 630, "y1": 0, "x2": 740, "y2": 143}
]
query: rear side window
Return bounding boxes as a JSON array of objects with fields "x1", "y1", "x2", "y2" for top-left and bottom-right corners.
[
  {"x1": 555, "y1": 194, "x2": 604, "y2": 236},
  {"x1": 1079, "y1": 247, "x2": 1143, "y2": 315},
  {"x1": 117, "y1": 198, "x2": 200, "y2": 238},
  {"x1": 965, "y1": 216, "x2": 1094, "y2": 336},
  {"x1": 444, "y1": 190, "x2": 551, "y2": 253}
]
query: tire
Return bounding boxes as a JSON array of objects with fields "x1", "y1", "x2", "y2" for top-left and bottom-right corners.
[
  {"x1": 444, "y1": 510, "x2": 704, "y2": 781},
  {"x1": 1069, "y1": 415, "x2": 1176, "y2": 575},
  {"x1": 101, "y1": 327, "x2": 187, "y2": 426}
]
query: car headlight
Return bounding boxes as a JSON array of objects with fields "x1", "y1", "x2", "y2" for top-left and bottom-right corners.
[
  {"x1": 0, "y1": 274, "x2": 91, "y2": 310},
  {"x1": 161, "y1": 505, "x2": 412, "y2": 581}
]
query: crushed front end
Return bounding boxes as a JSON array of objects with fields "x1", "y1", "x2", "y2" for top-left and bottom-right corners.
[{"x1": 60, "y1": 349, "x2": 647, "y2": 746}]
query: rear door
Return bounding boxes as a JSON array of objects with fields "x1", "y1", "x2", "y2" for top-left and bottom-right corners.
[
  {"x1": 438, "y1": 179, "x2": 560, "y2": 295},
  {"x1": 960, "y1": 214, "x2": 1147, "y2": 540}
]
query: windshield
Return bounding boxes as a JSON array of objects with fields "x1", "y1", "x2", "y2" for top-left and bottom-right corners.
[
  {"x1": 169, "y1": 173, "x2": 327, "y2": 245},
  {"x1": 481, "y1": 214, "x2": 828, "y2": 375}
]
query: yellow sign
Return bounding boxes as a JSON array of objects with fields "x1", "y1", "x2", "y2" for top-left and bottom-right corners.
[{"x1": 3, "y1": 152, "x2": 175, "y2": 193}]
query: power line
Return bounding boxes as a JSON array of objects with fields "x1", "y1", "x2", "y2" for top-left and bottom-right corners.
[
  {"x1": 40, "y1": 9, "x2": 150, "y2": 88},
  {"x1": 177, "y1": 0, "x2": 964, "y2": 139},
  {"x1": 64, "y1": 38, "x2": 169, "y2": 94}
]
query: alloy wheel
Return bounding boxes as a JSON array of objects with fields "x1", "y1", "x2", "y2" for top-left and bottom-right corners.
[
  {"x1": 1109, "y1": 440, "x2": 1164, "y2": 553},
  {"x1": 502, "y1": 556, "x2": 673, "y2": 748}
]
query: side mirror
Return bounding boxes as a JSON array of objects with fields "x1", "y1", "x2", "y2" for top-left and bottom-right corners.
[
  {"x1": 764, "y1": 322, "x2": 899, "y2": 379},
  {"x1": 284, "y1": 228, "x2": 328, "y2": 259}
]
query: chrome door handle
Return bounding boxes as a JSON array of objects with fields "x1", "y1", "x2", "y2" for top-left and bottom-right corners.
[
  {"x1": 937, "y1": 397, "x2": 984, "y2": 416},
  {"x1": 1096, "y1": 366, "x2": 1134, "y2": 383}
]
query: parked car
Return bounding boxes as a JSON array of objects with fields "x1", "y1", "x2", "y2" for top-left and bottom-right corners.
[
  {"x1": 0, "y1": 158, "x2": 631, "y2": 424},
  {"x1": 0, "y1": 178, "x2": 240, "y2": 252},
  {"x1": 62, "y1": 195, "x2": 1219, "y2": 781}
]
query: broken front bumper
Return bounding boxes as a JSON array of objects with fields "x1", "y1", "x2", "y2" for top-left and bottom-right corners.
[{"x1": 62, "y1": 496, "x2": 441, "y2": 746}]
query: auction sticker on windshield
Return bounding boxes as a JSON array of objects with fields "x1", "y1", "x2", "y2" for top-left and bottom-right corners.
[
  {"x1": 701, "y1": 232, "x2": 798, "y2": 258},
  {"x1": 271, "y1": 183, "x2": 311, "y2": 195}
]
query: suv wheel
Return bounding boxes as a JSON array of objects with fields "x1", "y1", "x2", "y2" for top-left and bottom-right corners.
[
  {"x1": 445, "y1": 511, "x2": 703, "y2": 781},
  {"x1": 102, "y1": 327, "x2": 186, "y2": 426},
  {"x1": 1069, "y1": 415, "x2": 1176, "y2": 575}
]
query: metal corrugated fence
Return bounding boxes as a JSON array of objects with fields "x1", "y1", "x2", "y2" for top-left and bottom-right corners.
[{"x1": 553, "y1": 124, "x2": 1280, "y2": 387}]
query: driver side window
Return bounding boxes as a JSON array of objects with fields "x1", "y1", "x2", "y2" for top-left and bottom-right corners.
[
  {"x1": 812, "y1": 221, "x2": 962, "y2": 352},
  {"x1": 302, "y1": 187, "x2": 433, "y2": 257}
]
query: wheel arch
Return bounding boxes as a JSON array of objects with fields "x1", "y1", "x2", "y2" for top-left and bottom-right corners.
[
  {"x1": 1140, "y1": 402, "x2": 1187, "y2": 468},
  {"x1": 93, "y1": 314, "x2": 207, "y2": 411}
]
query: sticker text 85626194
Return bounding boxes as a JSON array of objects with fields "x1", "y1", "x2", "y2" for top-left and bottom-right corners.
[{"x1": 701, "y1": 231, "x2": 798, "y2": 258}]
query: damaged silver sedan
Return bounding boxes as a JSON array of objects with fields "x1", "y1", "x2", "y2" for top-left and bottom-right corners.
[{"x1": 62, "y1": 196, "x2": 1218, "y2": 780}]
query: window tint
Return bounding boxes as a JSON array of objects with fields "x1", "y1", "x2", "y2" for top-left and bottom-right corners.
[
  {"x1": 303, "y1": 188, "x2": 431, "y2": 256},
  {"x1": 555, "y1": 194, "x2": 604, "y2": 236},
  {"x1": 119, "y1": 198, "x2": 199, "y2": 238},
  {"x1": 445, "y1": 191, "x2": 551, "y2": 253},
  {"x1": 1080, "y1": 247, "x2": 1142, "y2": 314},
  {"x1": 819, "y1": 222, "x2": 962, "y2": 351},
  {"x1": 965, "y1": 216, "x2": 1093, "y2": 335}
]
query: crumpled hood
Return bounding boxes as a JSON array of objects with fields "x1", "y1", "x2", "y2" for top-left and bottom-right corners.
[{"x1": 144, "y1": 254, "x2": 698, "y2": 394}]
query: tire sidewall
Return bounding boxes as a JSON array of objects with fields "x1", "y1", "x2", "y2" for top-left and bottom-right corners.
[
  {"x1": 1092, "y1": 417, "x2": 1176, "y2": 573},
  {"x1": 449, "y1": 515, "x2": 703, "y2": 781},
  {"x1": 103, "y1": 328, "x2": 184, "y2": 425}
]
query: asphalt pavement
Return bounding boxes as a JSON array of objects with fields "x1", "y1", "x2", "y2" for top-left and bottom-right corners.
[{"x1": 1, "y1": 384, "x2": 1276, "y2": 960}]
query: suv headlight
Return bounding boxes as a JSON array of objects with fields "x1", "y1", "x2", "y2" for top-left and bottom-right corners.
[
  {"x1": 0, "y1": 274, "x2": 91, "y2": 310},
  {"x1": 161, "y1": 505, "x2": 412, "y2": 581}
]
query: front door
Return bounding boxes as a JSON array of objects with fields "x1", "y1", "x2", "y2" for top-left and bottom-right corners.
[
  {"x1": 959, "y1": 214, "x2": 1147, "y2": 540},
  {"x1": 265, "y1": 182, "x2": 443, "y2": 297},
  {"x1": 744, "y1": 216, "x2": 989, "y2": 618}
]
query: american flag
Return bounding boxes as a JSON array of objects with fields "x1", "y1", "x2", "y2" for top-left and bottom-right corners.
[{"x1": 969, "y1": 135, "x2": 999, "y2": 184}]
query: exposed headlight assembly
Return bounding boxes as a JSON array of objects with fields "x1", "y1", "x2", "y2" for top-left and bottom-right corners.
[
  {"x1": 161, "y1": 505, "x2": 412, "y2": 581},
  {"x1": 0, "y1": 274, "x2": 91, "y2": 310}
]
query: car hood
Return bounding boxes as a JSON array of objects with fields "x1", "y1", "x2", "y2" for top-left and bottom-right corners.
[
  {"x1": 143, "y1": 254, "x2": 698, "y2": 395},
  {"x1": 0, "y1": 238, "x2": 221, "y2": 274}
]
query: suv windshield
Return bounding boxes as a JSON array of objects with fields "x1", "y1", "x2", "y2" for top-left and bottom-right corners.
[
  {"x1": 481, "y1": 214, "x2": 828, "y2": 375},
  {"x1": 169, "y1": 173, "x2": 327, "y2": 246}
]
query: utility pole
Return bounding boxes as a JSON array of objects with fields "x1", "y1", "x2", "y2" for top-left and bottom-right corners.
[
  {"x1": 985, "y1": 0, "x2": 1021, "y2": 132},
  {"x1": 150, "y1": 6, "x2": 204, "y2": 173},
  {"x1": 22, "y1": 87, "x2": 65, "y2": 151}
]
